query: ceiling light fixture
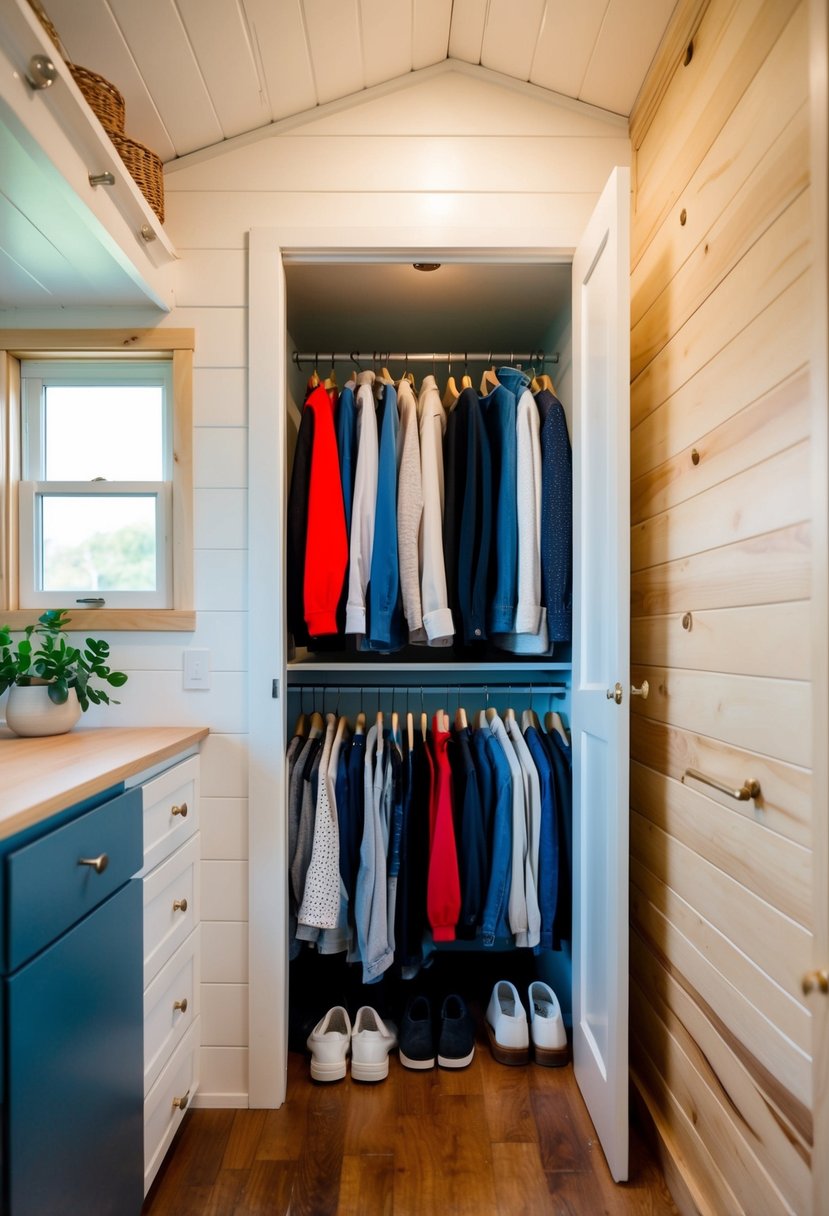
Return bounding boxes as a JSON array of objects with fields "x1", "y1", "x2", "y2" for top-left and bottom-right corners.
[{"x1": 412, "y1": 262, "x2": 441, "y2": 272}]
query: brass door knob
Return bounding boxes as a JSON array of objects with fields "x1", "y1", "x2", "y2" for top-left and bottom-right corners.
[
  {"x1": 171, "y1": 802, "x2": 188, "y2": 817},
  {"x1": 606, "y1": 683, "x2": 623, "y2": 704},
  {"x1": 172, "y1": 1090, "x2": 190, "y2": 1111},
  {"x1": 78, "y1": 853, "x2": 109, "y2": 874},
  {"x1": 631, "y1": 681, "x2": 649, "y2": 700},
  {"x1": 802, "y1": 969, "x2": 829, "y2": 996},
  {"x1": 172, "y1": 898, "x2": 188, "y2": 913},
  {"x1": 173, "y1": 998, "x2": 188, "y2": 1013}
]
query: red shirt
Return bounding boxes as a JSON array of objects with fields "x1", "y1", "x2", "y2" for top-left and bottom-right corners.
[
  {"x1": 303, "y1": 385, "x2": 348, "y2": 636},
  {"x1": 427, "y1": 712, "x2": 461, "y2": 942}
]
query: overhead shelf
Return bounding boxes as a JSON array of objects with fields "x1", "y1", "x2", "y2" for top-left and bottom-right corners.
[{"x1": 0, "y1": 0, "x2": 175, "y2": 313}]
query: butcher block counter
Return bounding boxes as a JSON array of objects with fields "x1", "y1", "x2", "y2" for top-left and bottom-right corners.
[{"x1": 0, "y1": 725, "x2": 209, "y2": 839}]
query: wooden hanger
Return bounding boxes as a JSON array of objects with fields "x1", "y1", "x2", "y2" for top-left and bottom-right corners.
[
  {"x1": 461, "y1": 372, "x2": 473, "y2": 389},
  {"x1": 545, "y1": 710, "x2": 569, "y2": 745},
  {"x1": 537, "y1": 372, "x2": 557, "y2": 396},
  {"x1": 480, "y1": 367, "x2": 500, "y2": 393},
  {"x1": 455, "y1": 704, "x2": 468, "y2": 731},
  {"x1": 475, "y1": 708, "x2": 488, "y2": 730},
  {"x1": 530, "y1": 373, "x2": 541, "y2": 393},
  {"x1": 504, "y1": 706, "x2": 516, "y2": 727},
  {"x1": 293, "y1": 711, "x2": 309, "y2": 738},
  {"x1": 324, "y1": 368, "x2": 338, "y2": 391},
  {"x1": 407, "y1": 710, "x2": 414, "y2": 752},
  {"x1": 335, "y1": 714, "x2": 350, "y2": 744},
  {"x1": 442, "y1": 375, "x2": 459, "y2": 407},
  {"x1": 309, "y1": 710, "x2": 324, "y2": 733},
  {"x1": 522, "y1": 707, "x2": 541, "y2": 732},
  {"x1": 485, "y1": 706, "x2": 498, "y2": 724},
  {"x1": 376, "y1": 709, "x2": 384, "y2": 741},
  {"x1": 379, "y1": 366, "x2": 395, "y2": 385},
  {"x1": 355, "y1": 711, "x2": 366, "y2": 735},
  {"x1": 421, "y1": 710, "x2": 428, "y2": 739},
  {"x1": 391, "y1": 709, "x2": 399, "y2": 741}
]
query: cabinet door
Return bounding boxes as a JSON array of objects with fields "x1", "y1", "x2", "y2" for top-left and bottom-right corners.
[
  {"x1": 571, "y1": 165, "x2": 631, "y2": 1182},
  {"x1": 7, "y1": 880, "x2": 143, "y2": 1216}
]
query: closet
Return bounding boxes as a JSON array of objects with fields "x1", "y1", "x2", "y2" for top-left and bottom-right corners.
[{"x1": 247, "y1": 167, "x2": 630, "y2": 1182}]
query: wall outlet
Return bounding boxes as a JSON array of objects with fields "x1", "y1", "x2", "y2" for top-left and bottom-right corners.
[{"x1": 183, "y1": 648, "x2": 211, "y2": 690}]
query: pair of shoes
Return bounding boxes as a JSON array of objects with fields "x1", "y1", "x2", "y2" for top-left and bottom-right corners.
[
  {"x1": 485, "y1": 980, "x2": 568, "y2": 1067},
  {"x1": 399, "y1": 993, "x2": 475, "y2": 1070},
  {"x1": 306, "y1": 1006, "x2": 397, "y2": 1082}
]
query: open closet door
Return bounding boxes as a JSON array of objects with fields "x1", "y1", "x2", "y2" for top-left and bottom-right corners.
[{"x1": 570, "y1": 165, "x2": 631, "y2": 1182}]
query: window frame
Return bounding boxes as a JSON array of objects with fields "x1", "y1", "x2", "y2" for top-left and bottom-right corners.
[{"x1": 0, "y1": 329, "x2": 195, "y2": 631}]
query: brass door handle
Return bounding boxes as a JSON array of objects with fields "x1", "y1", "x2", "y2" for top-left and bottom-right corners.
[
  {"x1": 631, "y1": 680, "x2": 649, "y2": 699},
  {"x1": 78, "y1": 854, "x2": 109, "y2": 874},
  {"x1": 802, "y1": 970, "x2": 829, "y2": 996},
  {"x1": 683, "y1": 769, "x2": 761, "y2": 802},
  {"x1": 173, "y1": 997, "x2": 188, "y2": 1013},
  {"x1": 172, "y1": 898, "x2": 188, "y2": 913},
  {"x1": 172, "y1": 1090, "x2": 190, "y2": 1111},
  {"x1": 606, "y1": 683, "x2": 623, "y2": 704},
  {"x1": 171, "y1": 802, "x2": 188, "y2": 817}
]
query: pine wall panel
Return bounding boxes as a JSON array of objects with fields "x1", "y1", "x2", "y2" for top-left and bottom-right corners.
[{"x1": 628, "y1": 2, "x2": 814, "y2": 1212}]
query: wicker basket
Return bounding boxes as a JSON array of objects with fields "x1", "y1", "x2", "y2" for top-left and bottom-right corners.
[
  {"x1": 67, "y1": 63, "x2": 126, "y2": 132},
  {"x1": 106, "y1": 129, "x2": 165, "y2": 224}
]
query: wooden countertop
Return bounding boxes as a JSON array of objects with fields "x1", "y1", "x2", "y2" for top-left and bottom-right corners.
[{"x1": 0, "y1": 726, "x2": 209, "y2": 839}]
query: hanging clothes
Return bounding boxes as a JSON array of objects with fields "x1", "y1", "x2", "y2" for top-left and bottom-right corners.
[
  {"x1": 477, "y1": 380, "x2": 518, "y2": 635},
  {"x1": 536, "y1": 386, "x2": 573, "y2": 642},
  {"x1": 426, "y1": 712, "x2": 461, "y2": 941},
  {"x1": 415, "y1": 374, "x2": 454, "y2": 646},
  {"x1": 285, "y1": 398, "x2": 315, "y2": 648},
  {"x1": 299, "y1": 385, "x2": 349, "y2": 638},
  {"x1": 505, "y1": 712, "x2": 542, "y2": 950},
  {"x1": 524, "y1": 721, "x2": 560, "y2": 951},
  {"x1": 396, "y1": 377, "x2": 424, "y2": 640},
  {"x1": 366, "y1": 382, "x2": 405, "y2": 651},
  {"x1": 345, "y1": 370, "x2": 379, "y2": 637},
  {"x1": 297, "y1": 713, "x2": 340, "y2": 930},
  {"x1": 451, "y1": 720, "x2": 488, "y2": 939},
  {"x1": 443, "y1": 387, "x2": 492, "y2": 648},
  {"x1": 354, "y1": 723, "x2": 394, "y2": 982},
  {"x1": 335, "y1": 376, "x2": 357, "y2": 537}
]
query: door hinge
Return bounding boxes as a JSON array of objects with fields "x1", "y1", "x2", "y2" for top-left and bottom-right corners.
[{"x1": 272, "y1": 679, "x2": 279, "y2": 699}]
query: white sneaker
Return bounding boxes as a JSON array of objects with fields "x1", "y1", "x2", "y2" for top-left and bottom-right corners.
[
  {"x1": 350, "y1": 1006, "x2": 397, "y2": 1082},
  {"x1": 484, "y1": 980, "x2": 530, "y2": 1066},
  {"x1": 528, "y1": 981, "x2": 568, "y2": 1067},
  {"x1": 306, "y1": 1006, "x2": 351, "y2": 1082}
]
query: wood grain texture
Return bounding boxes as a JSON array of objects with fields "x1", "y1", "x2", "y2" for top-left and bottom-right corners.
[
  {"x1": 0, "y1": 330, "x2": 195, "y2": 353},
  {"x1": 630, "y1": 600, "x2": 811, "y2": 681},
  {"x1": 0, "y1": 725, "x2": 207, "y2": 833},
  {"x1": 630, "y1": 761, "x2": 812, "y2": 926},
  {"x1": 629, "y1": 0, "x2": 711, "y2": 150},
  {"x1": 630, "y1": 865, "x2": 812, "y2": 1100},
  {"x1": 631, "y1": 931, "x2": 812, "y2": 1212},
  {"x1": 143, "y1": 1050, "x2": 680, "y2": 1215},
  {"x1": 631, "y1": 6, "x2": 808, "y2": 326},
  {"x1": 631, "y1": 367, "x2": 810, "y2": 527},
  {"x1": 631, "y1": 524, "x2": 811, "y2": 617},
  {"x1": 630, "y1": 715, "x2": 811, "y2": 846}
]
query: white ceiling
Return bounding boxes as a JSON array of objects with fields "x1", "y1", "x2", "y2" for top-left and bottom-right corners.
[{"x1": 38, "y1": 0, "x2": 678, "y2": 164}]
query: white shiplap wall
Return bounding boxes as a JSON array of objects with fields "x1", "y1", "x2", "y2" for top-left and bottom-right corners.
[{"x1": 4, "y1": 66, "x2": 630, "y2": 1104}]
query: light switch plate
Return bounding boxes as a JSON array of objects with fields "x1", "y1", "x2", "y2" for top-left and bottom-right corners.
[{"x1": 183, "y1": 648, "x2": 210, "y2": 690}]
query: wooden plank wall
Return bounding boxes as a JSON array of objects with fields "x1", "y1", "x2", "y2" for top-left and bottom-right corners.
[{"x1": 628, "y1": 1, "x2": 813, "y2": 1213}]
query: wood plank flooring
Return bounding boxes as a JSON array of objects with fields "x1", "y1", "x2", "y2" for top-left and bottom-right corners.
[{"x1": 143, "y1": 1041, "x2": 679, "y2": 1215}]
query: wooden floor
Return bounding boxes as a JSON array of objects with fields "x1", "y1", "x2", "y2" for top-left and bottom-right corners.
[{"x1": 143, "y1": 1041, "x2": 679, "y2": 1216}]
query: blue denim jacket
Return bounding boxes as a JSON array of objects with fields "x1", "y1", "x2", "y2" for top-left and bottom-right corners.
[
  {"x1": 536, "y1": 388, "x2": 572, "y2": 642},
  {"x1": 478, "y1": 725, "x2": 514, "y2": 945},
  {"x1": 478, "y1": 381, "x2": 517, "y2": 632},
  {"x1": 525, "y1": 726, "x2": 559, "y2": 951},
  {"x1": 366, "y1": 385, "x2": 405, "y2": 650}
]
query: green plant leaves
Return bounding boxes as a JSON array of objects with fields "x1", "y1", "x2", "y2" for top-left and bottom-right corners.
[{"x1": 0, "y1": 612, "x2": 128, "y2": 713}]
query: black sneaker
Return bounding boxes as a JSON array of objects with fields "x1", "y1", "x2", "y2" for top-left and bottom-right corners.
[
  {"x1": 437, "y1": 994, "x2": 476, "y2": 1069},
  {"x1": 398, "y1": 994, "x2": 436, "y2": 1070}
]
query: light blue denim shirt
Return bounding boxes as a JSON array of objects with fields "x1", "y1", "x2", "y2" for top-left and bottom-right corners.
[{"x1": 478, "y1": 381, "x2": 518, "y2": 632}]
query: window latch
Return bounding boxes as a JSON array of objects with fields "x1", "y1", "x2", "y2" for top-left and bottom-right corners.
[{"x1": 76, "y1": 598, "x2": 105, "y2": 606}]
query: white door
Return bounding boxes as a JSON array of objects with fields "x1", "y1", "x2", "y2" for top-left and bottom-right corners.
[{"x1": 570, "y1": 165, "x2": 631, "y2": 1182}]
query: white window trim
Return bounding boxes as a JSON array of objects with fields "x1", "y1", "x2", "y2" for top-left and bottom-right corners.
[{"x1": 18, "y1": 481, "x2": 172, "y2": 610}]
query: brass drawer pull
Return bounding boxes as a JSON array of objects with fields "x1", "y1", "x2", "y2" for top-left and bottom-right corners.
[
  {"x1": 172, "y1": 898, "x2": 188, "y2": 913},
  {"x1": 802, "y1": 970, "x2": 829, "y2": 996},
  {"x1": 173, "y1": 998, "x2": 188, "y2": 1013},
  {"x1": 78, "y1": 853, "x2": 109, "y2": 874},
  {"x1": 682, "y1": 769, "x2": 761, "y2": 802},
  {"x1": 171, "y1": 802, "x2": 188, "y2": 818},
  {"x1": 172, "y1": 1090, "x2": 190, "y2": 1111}
]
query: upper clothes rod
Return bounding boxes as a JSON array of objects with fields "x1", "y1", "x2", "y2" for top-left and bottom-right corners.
[{"x1": 292, "y1": 350, "x2": 560, "y2": 366}]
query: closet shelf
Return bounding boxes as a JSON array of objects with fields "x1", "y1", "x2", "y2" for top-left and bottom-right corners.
[{"x1": 287, "y1": 660, "x2": 572, "y2": 678}]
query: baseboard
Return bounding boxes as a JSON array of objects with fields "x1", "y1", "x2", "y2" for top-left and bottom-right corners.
[{"x1": 192, "y1": 1091, "x2": 249, "y2": 1109}]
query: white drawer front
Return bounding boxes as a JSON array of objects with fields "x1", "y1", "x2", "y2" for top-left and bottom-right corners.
[
  {"x1": 144, "y1": 1018, "x2": 200, "y2": 1196},
  {"x1": 142, "y1": 756, "x2": 199, "y2": 874},
  {"x1": 144, "y1": 834, "x2": 199, "y2": 988},
  {"x1": 144, "y1": 926, "x2": 201, "y2": 1096}
]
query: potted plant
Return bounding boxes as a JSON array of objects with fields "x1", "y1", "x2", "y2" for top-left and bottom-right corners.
[{"x1": 0, "y1": 609, "x2": 128, "y2": 737}]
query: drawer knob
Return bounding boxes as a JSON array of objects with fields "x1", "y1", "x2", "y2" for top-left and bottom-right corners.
[
  {"x1": 172, "y1": 1090, "x2": 190, "y2": 1111},
  {"x1": 171, "y1": 802, "x2": 188, "y2": 818},
  {"x1": 78, "y1": 853, "x2": 109, "y2": 874},
  {"x1": 173, "y1": 997, "x2": 189, "y2": 1014},
  {"x1": 172, "y1": 898, "x2": 188, "y2": 913}
]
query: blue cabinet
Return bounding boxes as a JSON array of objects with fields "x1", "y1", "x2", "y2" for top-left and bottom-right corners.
[{"x1": 1, "y1": 787, "x2": 144, "y2": 1216}]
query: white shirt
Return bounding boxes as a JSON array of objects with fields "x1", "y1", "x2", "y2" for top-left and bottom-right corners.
[
  {"x1": 345, "y1": 370, "x2": 379, "y2": 635},
  {"x1": 415, "y1": 374, "x2": 454, "y2": 646}
]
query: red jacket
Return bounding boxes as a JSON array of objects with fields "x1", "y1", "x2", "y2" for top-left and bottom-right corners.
[
  {"x1": 427, "y1": 712, "x2": 461, "y2": 941},
  {"x1": 303, "y1": 385, "x2": 348, "y2": 636}
]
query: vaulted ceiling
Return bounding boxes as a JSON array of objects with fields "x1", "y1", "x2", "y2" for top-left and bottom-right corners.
[{"x1": 38, "y1": 0, "x2": 677, "y2": 165}]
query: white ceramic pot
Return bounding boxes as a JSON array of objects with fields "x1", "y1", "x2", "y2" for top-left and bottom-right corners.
[{"x1": 5, "y1": 684, "x2": 82, "y2": 737}]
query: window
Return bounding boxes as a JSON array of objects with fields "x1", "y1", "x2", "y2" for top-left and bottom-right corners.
[
  {"x1": 0, "y1": 330, "x2": 195, "y2": 631},
  {"x1": 20, "y1": 361, "x2": 173, "y2": 609}
]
